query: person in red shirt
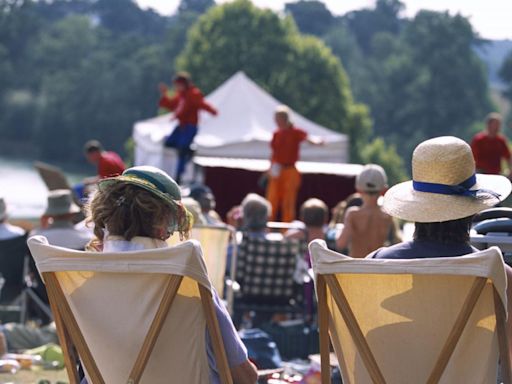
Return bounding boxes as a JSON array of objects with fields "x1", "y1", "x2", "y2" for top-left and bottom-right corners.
[
  {"x1": 84, "y1": 140, "x2": 126, "y2": 181},
  {"x1": 471, "y1": 112, "x2": 512, "y2": 176},
  {"x1": 159, "y1": 72, "x2": 218, "y2": 184},
  {"x1": 266, "y1": 105, "x2": 323, "y2": 222}
]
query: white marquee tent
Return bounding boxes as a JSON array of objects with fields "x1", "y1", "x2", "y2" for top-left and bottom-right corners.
[{"x1": 133, "y1": 71, "x2": 349, "y2": 174}]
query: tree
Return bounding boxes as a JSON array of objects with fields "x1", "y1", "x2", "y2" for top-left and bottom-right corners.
[
  {"x1": 178, "y1": 0, "x2": 215, "y2": 14},
  {"x1": 345, "y1": 0, "x2": 404, "y2": 53},
  {"x1": 284, "y1": 0, "x2": 334, "y2": 36},
  {"x1": 500, "y1": 51, "x2": 512, "y2": 100},
  {"x1": 360, "y1": 138, "x2": 407, "y2": 185},
  {"x1": 177, "y1": 0, "x2": 372, "y2": 160}
]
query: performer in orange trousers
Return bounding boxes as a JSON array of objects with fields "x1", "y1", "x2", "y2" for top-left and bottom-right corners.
[{"x1": 266, "y1": 106, "x2": 323, "y2": 222}]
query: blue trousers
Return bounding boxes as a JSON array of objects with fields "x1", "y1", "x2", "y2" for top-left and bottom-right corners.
[{"x1": 164, "y1": 124, "x2": 198, "y2": 181}]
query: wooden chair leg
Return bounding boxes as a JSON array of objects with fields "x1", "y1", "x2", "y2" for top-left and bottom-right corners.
[
  {"x1": 426, "y1": 277, "x2": 487, "y2": 384},
  {"x1": 317, "y1": 275, "x2": 331, "y2": 384},
  {"x1": 324, "y1": 275, "x2": 387, "y2": 384},
  {"x1": 199, "y1": 284, "x2": 233, "y2": 384},
  {"x1": 46, "y1": 285, "x2": 80, "y2": 384},
  {"x1": 43, "y1": 272, "x2": 105, "y2": 384},
  {"x1": 128, "y1": 275, "x2": 183, "y2": 384},
  {"x1": 494, "y1": 288, "x2": 512, "y2": 384}
]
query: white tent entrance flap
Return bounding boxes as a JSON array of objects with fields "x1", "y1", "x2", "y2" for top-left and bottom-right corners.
[{"x1": 133, "y1": 71, "x2": 349, "y2": 175}]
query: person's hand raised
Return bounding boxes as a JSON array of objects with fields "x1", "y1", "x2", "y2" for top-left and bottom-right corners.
[{"x1": 159, "y1": 82, "x2": 168, "y2": 96}]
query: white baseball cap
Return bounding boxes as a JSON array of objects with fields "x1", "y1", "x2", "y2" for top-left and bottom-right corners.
[{"x1": 356, "y1": 164, "x2": 388, "y2": 193}]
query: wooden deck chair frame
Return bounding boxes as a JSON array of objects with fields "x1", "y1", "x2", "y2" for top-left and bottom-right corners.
[
  {"x1": 43, "y1": 271, "x2": 234, "y2": 384},
  {"x1": 316, "y1": 273, "x2": 512, "y2": 384}
]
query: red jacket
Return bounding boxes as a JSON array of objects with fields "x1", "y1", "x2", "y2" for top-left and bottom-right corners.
[{"x1": 159, "y1": 86, "x2": 217, "y2": 126}]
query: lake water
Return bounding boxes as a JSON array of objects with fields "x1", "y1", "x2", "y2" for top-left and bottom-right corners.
[{"x1": 0, "y1": 157, "x2": 85, "y2": 219}]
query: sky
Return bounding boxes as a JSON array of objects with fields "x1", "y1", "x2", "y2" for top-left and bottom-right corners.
[{"x1": 135, "y1": 0, "x2": 512, "y2": 40}]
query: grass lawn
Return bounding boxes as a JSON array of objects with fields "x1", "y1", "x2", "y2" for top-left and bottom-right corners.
[{"x1": 0, "y1": 369, "x2": 68, "y2": 383}]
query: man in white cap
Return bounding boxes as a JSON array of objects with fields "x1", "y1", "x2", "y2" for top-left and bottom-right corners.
[
  {"x1": 0, "y1": 197, "x2": 25, "y2": 241},
  {"x1": 337, "y1": 164, "x2": 399, "y2": 258},
  {"x1": 371, "y1": 136, "x2": 512, "y2": 363},
  {"x1": 30, "y1": 190, "x2": 92, "y2": 250}
]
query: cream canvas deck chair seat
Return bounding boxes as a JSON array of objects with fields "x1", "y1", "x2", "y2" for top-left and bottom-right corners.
[
  {"x1": 168, "y1": 225, "x2": 233, "y2": 297},
  {"x1": 27, "y1": 236, "x2": 233, "y2": 384},
  {"x1": 309, "y1": 240, "x2": 512, "y2": 384}
]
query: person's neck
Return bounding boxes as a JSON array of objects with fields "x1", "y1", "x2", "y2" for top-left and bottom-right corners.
[
  {"x1": 306, "y1": 226, "x2": 325, "y2": 240},
  {"x1": 362, "y1": 194, "x2": 379, "y2": 208}
]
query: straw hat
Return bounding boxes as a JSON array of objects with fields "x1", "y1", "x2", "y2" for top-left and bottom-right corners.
[
  {"x1": 383, "y1": 136, "x2": 512, "y2": 223},
  {"x1": 44, "y1": 190, "x2": 81, "y2": 217}
]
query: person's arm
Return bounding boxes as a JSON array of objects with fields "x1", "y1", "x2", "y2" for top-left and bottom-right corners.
[
  {"x1": 199, "y1": 98, "x2": 218, "y2": 116},
  {"x1": 158, "y1": 84, "x2": 180, "y2": 111},
  {"x1": 306, "y1": 136, "x2": 325, "y2": 145},
  {"x1": 336, "y1": 209, "x2": 354, "y2": 251},
  {"x1": 211, "y1": 292, "x2": 257, "y2": 383},
  {"x1": 231, "y1": 361, "x2": 258, "y2": 384}
]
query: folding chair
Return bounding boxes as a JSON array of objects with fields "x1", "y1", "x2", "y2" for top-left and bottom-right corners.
[
  {"x1": 28, "y1": 236, "x2": 233, "y2": 384},
  {"x1": 310, "y1": 240, "x2": 512, "y2": 384},
  {"x1": 0, "y1": 234, "x2": 53, "y2": 323},
  {"x1": 168, "y1": 225, "x2": 236, "y2": 311},
  {"x1": 234, "y1": 235, "x2": 305, "y2": 321}
]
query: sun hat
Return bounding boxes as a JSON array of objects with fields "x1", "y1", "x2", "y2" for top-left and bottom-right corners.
[
  {"x1": 0, "y1": 197, "x2": 7, "y2": 221},
  {"x1": 44, "y1": 190, "x2": 81, "y2": 217},
  {"x1": 356, "y1": 164, "x2": 388, "y2": 193},
  {"x1": 383, "y1": 136, "x2": 512, "y2": 223},
  {"x1": 98, "y1": 166, "x2": 191, "y2": 235}
]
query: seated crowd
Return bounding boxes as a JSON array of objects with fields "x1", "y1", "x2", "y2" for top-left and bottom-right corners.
[{"x1": 1, "y1": 134, "x2": 512, "y2": 382}]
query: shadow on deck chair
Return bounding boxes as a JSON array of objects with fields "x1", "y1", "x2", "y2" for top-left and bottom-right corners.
[
  {"x1": 28, "y1": 236, "x2": 233, "y2": 384},
  {"x1": 310, "y1": 240, "x2": 512, "y2": 384}
]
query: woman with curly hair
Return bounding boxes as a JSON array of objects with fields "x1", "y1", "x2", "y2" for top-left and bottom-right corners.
[{"x1": 85, "y1": 166, "x2": 257, "y2": 384}]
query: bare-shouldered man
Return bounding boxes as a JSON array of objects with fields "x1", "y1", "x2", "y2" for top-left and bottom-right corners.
[{"x1": 337, "y1": 164, "x2": 400, "y2": 258}]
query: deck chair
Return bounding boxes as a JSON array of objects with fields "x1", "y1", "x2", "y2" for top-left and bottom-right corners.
[
  {"x1": 168, "y1": 225, "x2": 236, "y2": 312},
  {"x1": 34, "y1": 161, "x2": 72, "y2": 191},
  {"x1": 0, "y1": 234, "x2": 53, "y2": 323},
  {"x1": 309, "y1": 240, "x2": 512, "y2": 384},
  {"x1": 27, "y1": 236, "x2": 233, "y2": 384}
]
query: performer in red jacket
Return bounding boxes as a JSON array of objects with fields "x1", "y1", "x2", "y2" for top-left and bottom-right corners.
[{"x1": 159, "y1": 72, "x2": 218, "y2": 183}]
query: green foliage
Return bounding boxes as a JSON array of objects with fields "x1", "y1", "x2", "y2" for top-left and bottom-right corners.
[
  {"x1": 318, "y1": 3, "x2": 492, "y2": 166},
  {"x1": 500, "y1": 51, "x2": 512, "y2": 100},
  {"x1": 360, "y1": 138, "x2": 407, "y2": 186},
  {"x1": 0, "y1": 0, "x2": 218, "y2": 164},
  {"x1": 284, "y1": 0, "x2": 334, "y2": 36},
  {"x1": 177, "y1": 0, "x2": 372, "y2": 159},
  {"x1": 178, "y1": 0, "x2": 215, "y2": 14}
]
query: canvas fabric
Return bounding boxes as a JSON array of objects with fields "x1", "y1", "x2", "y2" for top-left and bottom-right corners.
[
  {"x1": 28, "y1": 236, "x2": 213, "y2": 384},
  {"x1": 310, "y1": 240, "x2": 507, "y2": 384}
]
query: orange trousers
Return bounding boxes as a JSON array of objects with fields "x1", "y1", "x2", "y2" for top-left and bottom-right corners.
[{"x1": 266, "y1": 166, "x2": 301, "y2": 222}]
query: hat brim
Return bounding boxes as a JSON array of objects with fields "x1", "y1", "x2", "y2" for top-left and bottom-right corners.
[
  {"x1": 98, "y1": 176, "x2": 178, "y2": 208},
  {"x1": 44, "y1": 203, "x2": 81, "y2": 217},
  {"x1": 383, "y1": 174, "x2": 512, "y2": 223}
]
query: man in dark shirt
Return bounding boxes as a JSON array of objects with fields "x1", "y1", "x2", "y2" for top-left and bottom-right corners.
[{"x1": 370, "y1": 136, "x2": 512, "y2": 364}]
